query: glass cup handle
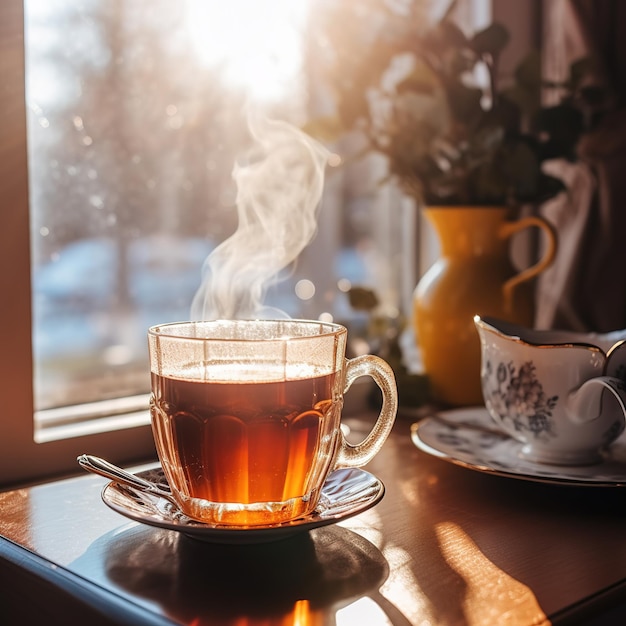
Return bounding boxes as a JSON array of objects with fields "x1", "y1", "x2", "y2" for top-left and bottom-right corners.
[{"x1": 335, "y1": 354, "x2": 398, "y2": 468}]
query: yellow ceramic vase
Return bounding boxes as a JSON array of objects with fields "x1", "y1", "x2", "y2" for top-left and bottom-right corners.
[{"x1": 413, "y1": 206, "x2": 557, "y2": 406}]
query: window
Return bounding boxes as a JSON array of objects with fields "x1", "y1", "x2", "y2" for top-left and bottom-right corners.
[
  {"x1": 2, "y1": 0, "x2": 499, "y2": 487},
  {"x1": 2, "y1": 0, "x2": 419, "y2": 487}
]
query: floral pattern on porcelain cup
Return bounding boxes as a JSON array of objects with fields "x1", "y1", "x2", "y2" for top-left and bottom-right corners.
[{"x1": 474, "y1": 316, "x2": 626, "y2": 466}]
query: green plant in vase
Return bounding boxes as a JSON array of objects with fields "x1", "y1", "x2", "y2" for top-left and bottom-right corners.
[{"x1": 309, "y1": 0, "x2": 608, "y2": 406}]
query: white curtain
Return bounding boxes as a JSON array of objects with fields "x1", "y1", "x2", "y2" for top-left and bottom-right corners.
[{"x1": 536, "y1": 0, "x2": 626, "y2": 331}]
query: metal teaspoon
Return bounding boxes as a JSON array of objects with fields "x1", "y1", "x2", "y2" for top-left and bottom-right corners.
[{"x1": 77, "y1": 453, "x2": 179, "y2": 507}]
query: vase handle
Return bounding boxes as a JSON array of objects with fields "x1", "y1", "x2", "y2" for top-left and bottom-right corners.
[{"x1": 499, "y1": 215, "x2": 557, "y2": 313}]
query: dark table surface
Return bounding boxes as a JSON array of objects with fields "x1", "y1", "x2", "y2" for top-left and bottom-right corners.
[{"x1": 2, "y1": 410, "x2": 626, "y2": 626}]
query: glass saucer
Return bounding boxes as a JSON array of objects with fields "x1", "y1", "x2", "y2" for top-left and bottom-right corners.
[
  {"x1": 101, "y1": 466, "x2": 384, "y2": 543},
  {"x1": 411, "y1": 407, "x2": 626, "y2": 487}
]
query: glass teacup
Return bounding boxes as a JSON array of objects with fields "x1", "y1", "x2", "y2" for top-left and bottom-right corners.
[{"x1": 148, "y1": 319, "x2": 397, "y2": 525}]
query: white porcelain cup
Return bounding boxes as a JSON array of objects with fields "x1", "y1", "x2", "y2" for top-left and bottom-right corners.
[{"x1": 474, "y1": 315, "x2": 626, "y2": 465}]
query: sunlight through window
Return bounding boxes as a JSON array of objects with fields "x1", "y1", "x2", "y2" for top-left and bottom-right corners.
[{"x1": 186, "y1": 0, "x2": 309, "y2": 103}]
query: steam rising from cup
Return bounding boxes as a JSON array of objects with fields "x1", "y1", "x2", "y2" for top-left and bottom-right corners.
[{"x1": 190, "y1": 113, "x2": 330, "y2": 321}]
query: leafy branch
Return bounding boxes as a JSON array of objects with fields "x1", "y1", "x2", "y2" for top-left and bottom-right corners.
[{"x1": 308, "y1": 0, "x2": 609, "y2": 207}]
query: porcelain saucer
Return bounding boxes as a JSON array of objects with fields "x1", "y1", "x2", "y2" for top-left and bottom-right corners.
[
  {"x1": 411, "y1": 407, "x2": 626, "y2": 487},
  {"x1": 101, "y1": 466, "x2": 384, "y2": 543}
]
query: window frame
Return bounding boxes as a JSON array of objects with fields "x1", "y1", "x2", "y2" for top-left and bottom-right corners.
[{"x1": 0, "y1": 0, "x2": 155, "y2": 488}]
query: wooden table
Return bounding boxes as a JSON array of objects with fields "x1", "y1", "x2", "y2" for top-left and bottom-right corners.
[{"x1": 2, "y1": 412, "x2": 626, "y2": 625}]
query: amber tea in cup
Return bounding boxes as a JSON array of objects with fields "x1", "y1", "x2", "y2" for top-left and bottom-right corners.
[{"x1": 148, "y1": 319, "x2": 397, "y2": 526}]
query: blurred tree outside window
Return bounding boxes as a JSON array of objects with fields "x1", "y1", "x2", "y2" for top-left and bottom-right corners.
[{"x1": 27, "y1": 0, "x2": 415, "y2": 427}]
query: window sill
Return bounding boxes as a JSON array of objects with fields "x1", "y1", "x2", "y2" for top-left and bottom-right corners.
[{"x1": 33, "y1": 377, "x2": 373, "y2": 445}]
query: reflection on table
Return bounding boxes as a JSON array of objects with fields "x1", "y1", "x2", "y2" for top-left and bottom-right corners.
[{"x1": 2, "y1": 412, "x2": 626, "y2": 625}]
